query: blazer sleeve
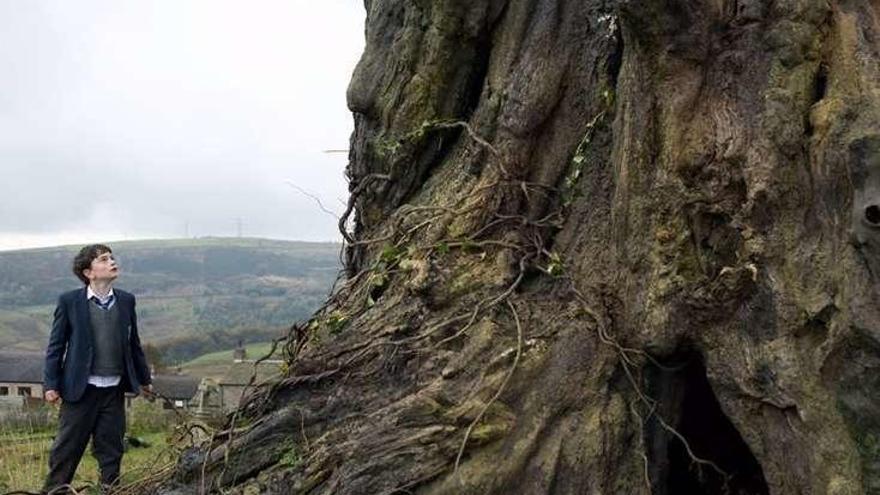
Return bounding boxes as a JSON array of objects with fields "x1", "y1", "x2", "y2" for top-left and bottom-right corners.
[
  {"x1": 43, "y1": 295, "x2": 70, "y2": 391},
  {"x1": 129, "y1": 295, "x2": 152, "y2": 386}
]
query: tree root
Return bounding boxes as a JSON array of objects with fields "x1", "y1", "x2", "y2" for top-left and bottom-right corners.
[{"x1": 453, "y1": 299, "x2": 524, "y2": 475}]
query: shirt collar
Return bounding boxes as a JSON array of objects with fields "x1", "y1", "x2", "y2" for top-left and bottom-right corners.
[{"x1": 87, "y1": 285, "x2": 115, "y2": 303}]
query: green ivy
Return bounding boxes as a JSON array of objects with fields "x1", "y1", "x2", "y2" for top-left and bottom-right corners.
[
  {"x1": 546, "y1": 252, "x2": 565, "y2": 276},
  {"x1": 279, "y1": 440, "x2": 301, "y2": 468}
]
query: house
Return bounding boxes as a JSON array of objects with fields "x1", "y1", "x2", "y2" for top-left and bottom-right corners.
[
  {"x1": 0, "y1": 351, "x2": 45, "y2": 399},
  {"x1": 150, "y1": 374, "x2": 200, "y2": 409},
  {"x1": 218, "y1": 360, "x2": 282, "y2": 411},
  {"x1": 0, "y1": 351, "x2": 200, "y2": 411}
]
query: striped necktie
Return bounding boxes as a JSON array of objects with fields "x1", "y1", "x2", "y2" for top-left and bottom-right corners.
[{"x1": 91, "y1": 294, "x2": 115, "y2": 311}]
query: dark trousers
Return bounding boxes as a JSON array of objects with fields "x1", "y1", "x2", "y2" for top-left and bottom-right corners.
[{"x1": 43, "y1": 385, "x2": 126, "y2": 493}]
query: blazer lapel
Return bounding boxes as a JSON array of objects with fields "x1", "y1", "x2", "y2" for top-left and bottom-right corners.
[
  {"x1": 75, "y1": 287, "x2": 90, "y2": 338},
  {"x1": 116, "y1": 294, "x2": 131, "y2": 341}
]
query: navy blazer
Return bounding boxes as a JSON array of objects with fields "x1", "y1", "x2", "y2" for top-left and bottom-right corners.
[{"x1": 43, "y1": 287, "x2": 152, "y2": 402}]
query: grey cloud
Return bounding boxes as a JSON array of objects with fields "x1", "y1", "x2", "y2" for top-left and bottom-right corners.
[{"x1": 0, "y1": 0, "x2": 364, "y2": 249}]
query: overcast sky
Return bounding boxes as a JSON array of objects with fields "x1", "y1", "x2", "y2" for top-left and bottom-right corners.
[{"x1": 0, "y1": 0, "x2": 365, "y2": 251}]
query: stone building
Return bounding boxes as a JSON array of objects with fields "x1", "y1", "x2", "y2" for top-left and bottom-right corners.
[
  {"x1": 218, "y1": 360, "x2": 282, "y2": 411},
  {"x1": 0, "y1": 351, "x2": 44, "y2": 399},
  {"x1": 150, "y1": 373, "x2": 200, "y2": 409}
]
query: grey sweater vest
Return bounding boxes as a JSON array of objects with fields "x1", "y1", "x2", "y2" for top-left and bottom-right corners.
[{"x1": 89, "y1": 301, "x2": 124, "y2": 376}]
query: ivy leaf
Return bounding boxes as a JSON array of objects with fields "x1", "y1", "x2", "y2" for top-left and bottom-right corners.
[
  {"x1": 380, "y1": 245, "x2": 403, "y2": 264},
  {"x1": 371, "y1": 272, "x2": 388, "y2": 288},
  {"x1": 326, "y1": 312, "x2": 349, "y2": 334},
  {"x1": 546, "y1": 252, "x2": 565, "y2": 276}
]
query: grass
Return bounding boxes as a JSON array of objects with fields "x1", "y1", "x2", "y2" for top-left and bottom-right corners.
[
  {"x1": 0, "y1": 400, "x2": 187, "y2": 493},
  {"x1": 179, "y1": 341, "x2": 283, "y2": 380},
  {"x1": 183, "y1": 341, "x2": 280, "y2": 366},
  {"x1": 0, "y1": 430, "x2": 171, "y2": 492}
]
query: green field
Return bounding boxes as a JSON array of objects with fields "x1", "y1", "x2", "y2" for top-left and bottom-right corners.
[
  {"x1": 179, "y1": 341, "x2": 284, "y2": 379},
  {"x1": 0, "y1": 399, "x2": 188, "y2": 493},
  {"x1": 183, "y1": 341, "x2": 281, "y2": 366}
]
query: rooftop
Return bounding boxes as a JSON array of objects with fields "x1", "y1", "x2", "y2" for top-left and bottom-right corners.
[
  {"x1": 151, "y1": 374, "x2": 200, "y2": 400},
  {"x1": 0, "y1": 351, "x2": 44, "y2": 383}
]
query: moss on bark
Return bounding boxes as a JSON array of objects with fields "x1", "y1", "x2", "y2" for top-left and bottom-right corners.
[{"x1": 157, "y1": 0, "x2": 880, "y2": 493}]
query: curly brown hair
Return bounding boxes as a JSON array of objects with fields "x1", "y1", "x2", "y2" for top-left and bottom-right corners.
[{"x1": 72, "y1": 244, "x2": 112, "y2": 285}]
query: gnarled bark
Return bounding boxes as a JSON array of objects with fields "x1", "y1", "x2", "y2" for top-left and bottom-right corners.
[{"x1": 160, "y1": 0, "x2": 880, "y2": 493}]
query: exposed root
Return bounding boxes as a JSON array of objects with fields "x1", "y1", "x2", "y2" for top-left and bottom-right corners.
[
  {"x1": 454, "y1": 299, "x2": 524, "y2": 476},
  {"x1": 338, "y1": 173, "x2": 392, "y2": 244}
]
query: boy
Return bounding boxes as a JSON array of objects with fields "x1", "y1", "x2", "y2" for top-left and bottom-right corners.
[{"x1": 42, "y1": 244, "x2": 153, "y2": 493}]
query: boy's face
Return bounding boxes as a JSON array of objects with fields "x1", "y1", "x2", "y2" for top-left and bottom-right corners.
[{"x1": 83, "y1": 250, "x2": 119, "y2": 284}]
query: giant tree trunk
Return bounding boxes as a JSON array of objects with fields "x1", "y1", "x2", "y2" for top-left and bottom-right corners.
[{"x1": 164, "y1": 0, "x2": 880, "y2": 493}]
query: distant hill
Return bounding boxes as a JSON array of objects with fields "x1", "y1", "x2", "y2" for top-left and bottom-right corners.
[{"x1": 0, "y1": 237, "x2": 341, "y2": 362}]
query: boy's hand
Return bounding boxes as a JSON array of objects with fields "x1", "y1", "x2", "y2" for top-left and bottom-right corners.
[{"x1": 44, "y1": 389, "x2": 61, "y2": 404}]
